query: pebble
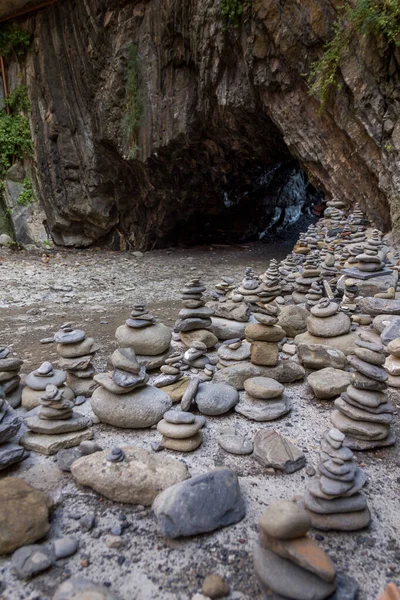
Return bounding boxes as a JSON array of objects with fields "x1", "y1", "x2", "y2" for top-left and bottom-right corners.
[
  {"x1": 80, "y1": 514, "x2": 96, "y2": 531},
  {"x1": 11, "y1": 544, "x2": 53, "y2": 579},
  {"x1": 202, "y1": 574, "x2": 230, "y2": 598},
  {"x1": 53, "y1": 537, "x2": 79, "y2": 559}
]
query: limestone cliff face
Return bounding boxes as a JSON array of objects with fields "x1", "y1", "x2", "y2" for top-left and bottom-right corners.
[{"x1": 5, "y1": 0, "x2": 399, "y2": 247}]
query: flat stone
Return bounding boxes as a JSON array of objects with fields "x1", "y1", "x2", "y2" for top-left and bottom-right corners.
[
  {"x1": 259, "y1": 500, "x2": 311, "y2": 540},
  {"x1": 175, "y1": 317, "x2": 212, "y2": 332},
  {"x1": 25, "y1": 412, "x2": 90, "y2": 434},
  {"x1": 57, "y1": 447, "x2": 82, "y2": 472},
  {"x1": 53, "y1": 577, "x2": 118, "y2": 600},
  {"x1": 55, "y1": 329, "x2": 86, "y2": 344},
  {"x1": 164, "y1": 410, "x2": 196, "y2": 424},
  {"x1": 11, "y1": 544, "x2": 53, "y2": 579},
  {"x1": 110, "y1": 347, "x2": 140, "y2": 373},
  {"x1": 334, "y1": 397, "x2": 393, "y2": 424},
  {"x1": 218, "y1": 343, "x2": 251, "y2": 361},
  {"x1": 21, "y1": 429, "x2": 93, "y2": 455},
  {"x1": 195, "y1": 382, "x2": 239, "y2": 415},
  {"x1": 245, "y1": 323, "x2": 286, "y2": 342},
  {"x1": 0, "y1": 443, "x2": 27, "y2": 470},
  {"x1": 25, "y1": 369, "x2": 66, "y2": 391},
  {"x1": 161, "y1": 378, "x2": 190, "y2": 403},
  {"x1": 342, "y1": 430, "x2": 396, "y2": 450},
  {"x1": 210, "y1": 317, "x2": 247, "y2": 340},
  {"x1": 307, "y1": 368, "x2": 352, "y2": 399},
  {"x1": 71, "y1": 445, "x2": 189, "y2": 505},
  {"x1": 348, "y1": 355, "x2": 388, "y2": 382},
  {"x1": 331, "y1": 410, "x2": 390, "y2": 440},
  {"x1": 91, "y1": 384, "x2": 172, "y2": 428},
  {"x1": 157, "y1": 416, "x2": 203, "y2": 439},
  {"x1": 115, "y1": 323, "x2": 171, "y2": 355},
  {"x1": 359, "y1": 297, "x2": 400, "y2": 315},
  {"x1": 304, "y1": 490, "x2": 367, "y2": 514},
  {"x1": 253, "y1": 430, "x2": 305, "y2": 473},
  {"x1": 218, "y1": 427, "x2": 253, "y2": 455},
  {"x1": 5, "y1": 384, "x2": 23, "y2": 408},
  {"x1": 56, "y1": 338, "x2": 98, "y2": 358},
  {"x1": 244, "y1": 376, "x2": 284, "y2": 399},
  {"x1": 254, "y1": 544, "x2": 336, "y2": 600},
  {"x1": 352, "y1": 372, "x2": 387, "y2": 391},
  {"x1": 235, "y1": 394, "x2": 291, "y2": 421},
  {"x1": 294, "y1": 331, "x2": 358, "y2": 355},
  {"x1": 137, "y1": 348, "x2": 173, "y2": 370},
  {"x1": 179, "y1": 330, "x2": 218, "y2": 349},
  {"x1": 181, "y1": 377, "x2": 200, "y2": 411},
  {"x1": 22, "y1": 385, "x2": 74, "y2": 410},
  {"x1": 347, "y1": 385, "x2": 386, "y2": 408},
  {"x1": 153, "y1": 468, "x2": 245, "y2": 537},
  {"x1": 93, "y1": 372, "x2": 145, "y2": 394},
  {"x1": 387, "y1": 338, "x2": 400, "y2": 357},
  {"x1": 213, "y1": 361, "x2": 305, "y2": 389},
  {"x1": 0, "y1": 478, "x2": 51, "y2": 555},
  {"x1": 307, "y1": 312, "x2": 351, "y2": 338},
  {"x1": 250, "y1": 341, "x2": 279, "y2": 367},
  {"x1": 53, "y1": 537, "x2": 79, "y2": 559},
  {"x1": 58, "y1": 355, "x2": 93, "y2": 371},
  {"x1": 259, "y1": 531, "x2": 336, "y2": 583},
  {"x1": 277, "y1": 305, "x2": 309, "y2": 337},
  {"x1": 298, "y1": 343, "x2": 347, "y2": 370},
  {"x1": 162, "y1": 432, "x2": 203, "y2": 451},
  {"x1": 307, "y1": 507, "x2": 371, "y2": 531},
  {"x1": 0, "y1": 409, "x2": 21, "y2": 443},
  {"x1": 179, "y1": 307, "x2": 214, "y2": 319}
]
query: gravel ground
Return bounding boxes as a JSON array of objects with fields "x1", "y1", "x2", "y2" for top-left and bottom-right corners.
[{"x1": 0, "y1": 243, "x2": 399, "y2": 600}]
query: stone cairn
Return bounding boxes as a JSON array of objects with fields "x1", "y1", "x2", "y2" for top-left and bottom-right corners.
[
  {"x1": 156, "y1": 409, "x2": 205, "y2": 452},
  {"x1": 304, "y1": 427, "x2": 370, "y2": 531},
  {"x1": 235, "y1": 376, "x2": 291, "y2": 421},
  {"x1": 292, "y1": 254, "x2": 321, "y2": 304},
  {"x1": 254, "y1": 500, "x2": 337, "y2": 599},
  {"x1": 293, "y1": 232, "x2": 310, "y2": 255},
  {"x1": 306, "y1": 298, "x2": 352, "y2": 341},
  {"x1": 305, "y1": 282, "x2": 323, "y2": 310},
  {"x1": 91, "y1": 346, "x2": 172, "y2": 429},
  {"x1": 115, "y1": 304, "x2": 172, "y2": 370},
  {"x1": 0, "y1": 389, "x2": 28, "y2": 470},
  {"x1": 235, "y1": 267, "x2": 264, "y2": 306},
  {"x1": 245, "y1": 307, "x2": 285, "y2": 368},
  {"x1": 0, "y1": 347, "x2": 23, "y2": 408},
  {"x1": 55, "y1": 323, "x2": 98, "y2": 398},
  {"x1": 154, "y1": 341, "x2": 217, "y2": 392},
  {"x1": 385, "y1": 337, "x2": 400, "y2": 388},
  {"x1": 22, "y1": 361, "x2": 74, "y2": 411},
  {"x1": 175, "y1": 278, "x2": 215, "y2": 349},
  {"x1": 331, "y1": 334, "x2": 395, "y2": 449},
  {"x1": 217, "y1": 338, "x2": 250, "y2": 369},
  {"x1": 22, "y1": 382, "x2": 92, "y2": 455},
  {"x1": 214, "y1": 276, "x2": 235, "y2": 299},
  {"x1": 260, "y1": 259, "x2": 282, "y2": 302}
]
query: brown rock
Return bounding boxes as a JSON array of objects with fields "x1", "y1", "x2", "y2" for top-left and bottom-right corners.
[
  {"x1": 0, "y1": 478, "x2": 51, "y2": 555},
  {"x1": 245, "y1": 323, "x2": 286, "y2": 342},
  {"x1": 202, "y1": 574, "x2": 230, "y2": 598},
  {"x1": 378, "y1": 583, "x2": 400, "y2": 600},
  {"x1": 250, "y1": 342, "x2": 279, "y2": 367}
]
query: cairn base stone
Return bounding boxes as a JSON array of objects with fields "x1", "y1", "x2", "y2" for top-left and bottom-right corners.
[
  {"x1": 306, "y1": 507, "x2": 371, "y2": 532},
  {"x1": 21, "y1": 429, "x2": 93, "y2": 455}
]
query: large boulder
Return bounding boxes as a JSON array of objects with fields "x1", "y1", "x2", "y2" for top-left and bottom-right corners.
[
  {"x1": 0, "y1": 478, "x2": 52, "y2": 555},
  {"x1": 115, "y1": 323, "x2": 171, "y2": 355},
  {"x1": 152, "y1": 468, "x2": 245, "y2": 537},
  {"x1": 277, "y1": 305, "x2": 309, "y2": 337},
  {"x1": 213, "y1": 361, "x2": 305, "y2": 390},
  {"x1": 91, "y1": 384, "x2": 172, "y2": 428},
  {"x1": 71, "y1": 446, "x2": 190, "y2": 505}
]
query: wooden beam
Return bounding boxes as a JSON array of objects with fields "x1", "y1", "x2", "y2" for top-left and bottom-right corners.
[{"x1": 0, "y1": 0, "x2": 58, "y2": 24}]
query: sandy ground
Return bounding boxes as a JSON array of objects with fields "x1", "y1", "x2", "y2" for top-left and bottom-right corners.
[{"x1": 0, "y1": 243, "x2": 399, "y2": 600}]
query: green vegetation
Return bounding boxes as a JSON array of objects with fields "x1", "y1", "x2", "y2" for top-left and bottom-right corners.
[
  {"x1": 308, "y1": 0, "x2": 400, "y2": 109},
  {"x1": 0, "y1": 24, "x2": 31, "y2": 58},
  {"x1": 121, "y1": 44, "x2": 142, "y2": 160},
  {"x1": 221, "y1": 0, "x2": 249, "y2": 27},
  {"x1": 18, "y1": 177, "x2": 35, "y2": 206},
  {"x1": 0, "y1": 86, "x2": 33, "y2": 180}
]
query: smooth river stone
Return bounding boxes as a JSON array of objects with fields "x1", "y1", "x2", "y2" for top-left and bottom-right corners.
[
  {"x1": 310, "y1": 302, "x2": 339, "y2": 317},
  {"x1": 56, "y1": 338, "x2": 98, "y2": 358},
  {"x1": 244, "y1": 376, "x2": 284, "y2": 399},
  {"x1": 195, "y1": 382, "x2": 239, "y2": 415},
  {"x1": 58, "y1": 355, "x2": 93, "y2": 371},
  {"x1": 157, "y1": 416, "x2": 203, "y2": 439},
  {"x1": 343, "y1": 394, "x2": 394, "y2": 415},
  {"x1": 25, "y1": 413, "x2": 90, "y2": 434},
  {"x1": 385, "y1": 355, "x2": 400, "y2": 376},
  {"x1": 307, "y1": 312, "x2": 351, "y2": 338},
  {"x1": 162, "y1": 432, "x2": 203, "y2": 452},
  {"x1": 175, "y1": 317, "x2": 212, "y2": 332},
  {"x1": 93, "y1": 372, "x2": 145, "y2": 394},
  {"x1": 306, "y1": 507, "x2": 371, "y2": 532},
  {"x1": 347, "y1": 355, "x2": 388, "y2": 382},
  {"x1": 387, "y1": 338, "x2": 400, "y2": 358},
  {"x1": 21, "y1": 429, "x2": 93, "y2": 455},
  {"x1": 91, "y1": 384, "x2": 172, "y2": 428},
  {"x1": 54, "y1": 329, "x2": 86, "y2": 344},
  {"x1": 331, "y1": 410, "x2": 390, "y2": 441},
  {"x1": 235, "y1": 394, "x2": 291, "y2": 421},
  {"x1": 110, "y1": 348, "x2": 140, "y2": 374},
  {"x1": 217, "y1": 344, "x2": 251, "y2": 362},
  {"x1": 115, "y1": 323, "x2": 171, "y2": 355},
  {"x1": 307, "y1": 368, "x2": 352, "y2": 399},
  {"x1": 294, "y1": 330, "x2": 358, "y2": 355},
  {"x1": 259, "y1": 500, "x2": 311, "y2": 540},
  {"x1": 346, "y1": 385, "x2": 386, "y2": 407},
  {"x1": 0, "y1": 443, "x2": 27, "y2": 470},
  {"x1": 178, "y1": 307, "x2": 214, "y2": 319},
  {"x1": 245, "y1": 323, "x2": 286, "y2": 342},
  {"x1": 217, "y1": 427, "x2": 253, "y2": 455},
  {"x1": 352, "y1": 372, "x2": 387, "y2": 391},
  {"x1": 308, "y1": 470, "x2": 366, "y2": 500},
  {"x1": 334, "y1": 397, "x2": 393, "y2": 425},
  {"x1": 163, "y1": 410, "x2": 195, "y2": 424},
  {"x1": 304, "y1": 490, "x2": 367, "y2": 514},
  {"x1": 254, "y1": 544, "x2": 336, "y2": 600},
  {"x1": 22, "y1": 386, "x2": 74, "y2": 411},
  {"x1": 354, "y1": 347, "x2": 385, "y2": 366},
  {"x1": 25, "y1": 370, "x2": 66, "y2": 391},
  {"x1": 0, "y1": 358, "x2": 23, "y2": 372}
]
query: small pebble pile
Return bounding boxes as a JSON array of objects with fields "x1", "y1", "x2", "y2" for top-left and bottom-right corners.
[
  {"x1": 0, "y1": 347, "x2": 23, "y2": 408},
  {"x1": 331, "y1": 334, "x2": 394, "y2": 449},
  {"x1": 21, "y1": 360, "x2": 74, "y2": 411},
  {"x1": 254, "y1": 500, "x2": 337, "y2": 599},
  {"x1": 304, "y1": 428, "x2": 370, "y2": 531},
  {"x1": 55, "y1": 323, "x2": 98, "y2": 397},
  {"x1": 217, "y1": 338, "x2": 250, "y2": 368},
  {"x1": 236, "y1": 376, "x2": 291, "y2": 421},
  {"x1": 175, "y1": 277, "x2": 215, "y2": 348},
  {"x1": 156, "y1": 409, "x2": 205, "y2": 451},
  {"x1": 245, "y1": 307, "x2": 285, "y2": 367},
  {"x1": 307, "y1": 298, "x2": 352, "y2": 339}
]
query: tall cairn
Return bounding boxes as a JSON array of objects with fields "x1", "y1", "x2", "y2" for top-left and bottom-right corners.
[
  {"x1": 55, "y1": 323, "x2": 99, "y2": 398},
  {"x1": 331, "y1": 333, "x2": 395, "y2": 450}
]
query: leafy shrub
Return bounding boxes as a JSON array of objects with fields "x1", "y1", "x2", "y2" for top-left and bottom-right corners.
[
  {"x1": 0, "y1": 24, "x2": 31, "y2": 58},
  {"x1": 18, "y1": 178, "x2": 35, "y2": 206}
]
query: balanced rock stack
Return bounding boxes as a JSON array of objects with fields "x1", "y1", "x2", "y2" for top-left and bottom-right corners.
[
  {"x1": 305, "y1": 282, "x2": 323, "y2": 310},
  {"x1": 22, "y1": 383, "x2": 92, "y2": 455},
  {"x1": 217, "y1": 338, "x2": 250, "y2": 368},
  {"x1": 246, "y1": 308, "x2": 285, "y2": 367},
  {"x1": 175, "y1": 278, "x2": 215, "y2": 349},
  {"x1": 304, "y1": 427, "x2": 370, "y2": 530},
  {"x1": 320, "y1": 249, "x2": 337, "y2": 282},
  {"x1": 55, "y1": 323, "x2": 98, "y2": 397},
  {"x1": 116, "y1": 304, "x2": 172, "y2": 369},
  {"x1": 91, "y1": 347, "x2": 172, "y2": 428},
  {"x1": 0, "y1": 347, "x2": 23, "y2": 408},
  {"x1": 292, "y1": 256, "x2": 321, "y2": 304},
  {"x1": 156, "y1": 409, "x2": 205, "y2": 452},
  {"x1": 260, "y1": 260, "x2": 282, "y2": 302},
  {"x1": 0, "y1": 392, "x2": 28, "y2": 469},
  {"x1": 22, "y1": 361, "x2": 74, "y2": 411},
  {"x1": 293, "y1": 232, "x2": 310, "y2": 255},
  {"x1": 385, "y1": 338, "x2": 400, "y2": 388},
  {"x1": 254, "y1": 500, "x2": 337, "y2": 599},
  {"x1": 331, "y1": 334, "x2": 395, "y2": 449},
  {"x1": 235, "y1": 376, "x2": 291, "y2": 421},
  {"x1": 235, "y1": 267, "x2": 264, "y2": 304}
]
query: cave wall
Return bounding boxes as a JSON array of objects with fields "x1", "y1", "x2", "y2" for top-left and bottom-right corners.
[{"x1": 4, "y1": 0, "x2": 399, "y2": 248}]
